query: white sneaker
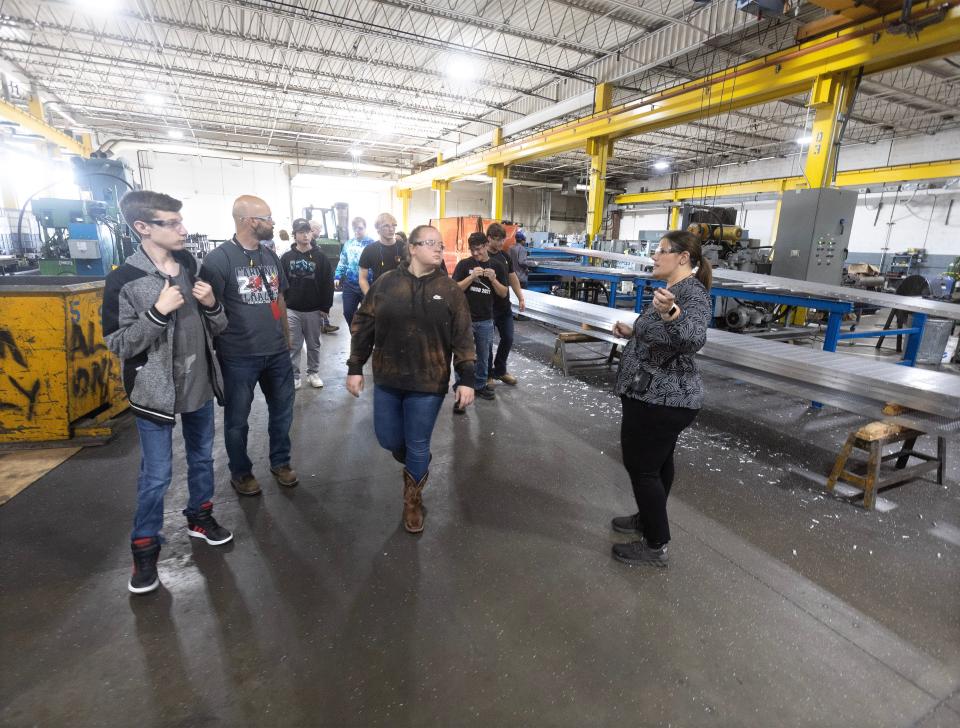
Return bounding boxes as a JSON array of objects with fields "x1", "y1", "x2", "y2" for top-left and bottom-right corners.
[
  {"x1": 294, "y1": 378, "x2": 302, "y2": 390},
  {"x1": 308, "y1": 374, "x2": 324, "y2": 388}
]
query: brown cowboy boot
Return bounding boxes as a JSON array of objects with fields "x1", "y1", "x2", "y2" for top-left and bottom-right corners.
[{"x1": 402, "y1": 469, "x2": 428, "y2": 533}]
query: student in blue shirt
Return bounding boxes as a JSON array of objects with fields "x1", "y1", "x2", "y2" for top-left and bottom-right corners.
[{"x1": 334, "y1": 216, "x2": 375, "y2": 327}]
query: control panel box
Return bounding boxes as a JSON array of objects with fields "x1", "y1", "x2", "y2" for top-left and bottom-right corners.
[{"x1": 771, "y1": 189, "x2": 857, "y2": 285}]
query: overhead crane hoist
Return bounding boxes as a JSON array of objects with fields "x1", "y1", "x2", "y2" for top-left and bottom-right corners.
[{"x1": 395, "y1": 2, "x2": 960, "y2": 242}]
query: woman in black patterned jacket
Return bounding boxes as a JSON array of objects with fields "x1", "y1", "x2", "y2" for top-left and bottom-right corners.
[{"x1": 610, "y1": 231, "x2": 713, "y2": 567}]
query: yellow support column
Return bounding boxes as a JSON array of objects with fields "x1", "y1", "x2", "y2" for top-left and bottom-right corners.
[
  {"x1": 488, "y1": 165, "x2": 505, "y2": 220},
  {"x1": 432, "y1": 180, "x2": 449, "y2": 219},
  {"x1": 804, "y1": 71, "x2": 858, "y2": 188},
  {"x1": 585, "y1": 83, "x2": 614, "y2": 245},
  {"x1": 396, "y1": 188, "x2": 412, "y2": 232},
  {"x1": 668, "y1": 206, "x2": 680, "y2": 230}
]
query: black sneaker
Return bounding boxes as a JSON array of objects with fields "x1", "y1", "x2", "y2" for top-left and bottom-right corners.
[
  {"x1": 611, "y1": 513, "x2": 642, "y2": 535},
  {"x1": 475, "y1": 387, "x2": 496, "y2": 401},
  {"x1": 612, "y1": 540, "x2": 668, "y2": 568},
  {"x1": 129, "y1": 538, "x2": 161, "y2": 594},
  {"x1": 186, "y1": 502, "x2": 233, "y2": 546}
]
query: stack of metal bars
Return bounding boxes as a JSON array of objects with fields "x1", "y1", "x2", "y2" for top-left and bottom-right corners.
[{"x1": 516, "y1": 290, "x2": 960, "y2": 433}]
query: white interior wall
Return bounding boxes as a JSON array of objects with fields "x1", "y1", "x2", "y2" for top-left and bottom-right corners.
[
  {"x1": 291, "y1": 173, "x2": 394, "y2": 233},
  {"x1": 120, "y1": 150, "x2": 293, "y2": 239},
  {"x1": 618, "y1": 128, "x2": 960, "y2": 255},
  {"x1": 407, "y1": 181, "x2": 587, "y2": 234}
]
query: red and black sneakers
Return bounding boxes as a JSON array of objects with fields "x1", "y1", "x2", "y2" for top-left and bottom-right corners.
[
  {"x1": 186, "y1": 502, "x2": 233, "y2": 546},
  {"x1": 129, "y1": 538, "x2": 161, "y2": 594}
]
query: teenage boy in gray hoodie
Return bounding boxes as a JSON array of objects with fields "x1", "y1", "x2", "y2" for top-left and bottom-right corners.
[{"x1": 103, "y1": 191, "x2": 231, "y2": 595}]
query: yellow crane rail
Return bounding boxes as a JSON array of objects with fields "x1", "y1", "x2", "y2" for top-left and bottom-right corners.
[
  {"x1": 398, "y1": 2, "x2": 960, "y2": 191},
  {"x1": 614, "y1": 159, "x2": 960, "y2": 205},
  {"x1": 0, "y1": 98, "x2": 88, "y2": 156}
]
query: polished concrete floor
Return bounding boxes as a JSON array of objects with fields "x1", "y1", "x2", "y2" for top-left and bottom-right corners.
[{"x1": 2, "y1": 308, "x2": 959, "y2": 728}]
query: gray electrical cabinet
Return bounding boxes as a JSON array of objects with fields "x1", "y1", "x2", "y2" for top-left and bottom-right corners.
[{"x1": 771, "y1": 188, "x2": 858, "y2": 285}]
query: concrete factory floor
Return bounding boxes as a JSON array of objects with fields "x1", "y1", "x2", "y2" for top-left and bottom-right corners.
[{"x1": 2, "y1": 311, "x2": 959, "y2": 728}]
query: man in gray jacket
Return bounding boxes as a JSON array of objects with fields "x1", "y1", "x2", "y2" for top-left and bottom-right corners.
[{"x1": 103, "y1": 190, "x2": 231, "y2": 595}]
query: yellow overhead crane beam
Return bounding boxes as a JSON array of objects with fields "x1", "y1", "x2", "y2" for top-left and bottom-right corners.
[
  {"x1": 0, "y1": 98, "x2": 89, "y2": 157},
  {"x1": 397, "y1": 2, "x2": 960, "y2": 194},
  {"x1": 614, "y1": 158, "x2": 960, "y2": 205}
]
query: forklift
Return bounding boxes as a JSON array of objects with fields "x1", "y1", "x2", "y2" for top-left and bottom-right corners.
[{"x1": 303, "y1": 203, "x2": 348, "y2": 267}]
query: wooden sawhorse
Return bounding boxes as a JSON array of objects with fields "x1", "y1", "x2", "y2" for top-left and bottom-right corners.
[{"x1": 827, "y1": 421, "x2": 946, "y2": 510}]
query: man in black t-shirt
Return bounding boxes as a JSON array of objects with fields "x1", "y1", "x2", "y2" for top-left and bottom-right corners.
[
  {"x1": 451, "y1": 232, "x2": 508, "y2": 411},
  {"x1": 358, "y1": 212, "x2": 405, "y2": 295},
  {"x1": 485, "y1": 223, "x2": 526, "y2": 387}
]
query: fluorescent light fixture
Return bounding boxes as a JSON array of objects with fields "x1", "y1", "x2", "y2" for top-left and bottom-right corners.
[
  {"x1": 795, "y1": 135, "x2": 812, "y2": 145},
  {"x1": 348, "y1": 147, "x2": 363, "y2": 158},
  {"x1": 76, "y1": 0, "x2": 122, "y2": 13},
  {"x1": 447, "y1": 54, "x2": 477, "y2": 82},
  {"x1": 143, "y1": 93, "x2": 166, "y2": 108},
  {"x1": 653, "y1": 161, "x2": 670, "y2": 171},
  {"x1": 167, "y1": 129, "x2": 184, "y2": 139}
]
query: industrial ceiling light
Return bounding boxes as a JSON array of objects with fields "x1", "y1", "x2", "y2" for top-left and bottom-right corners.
[
  {"x1": 143, "y1": 93, "x2": 166, "y2": 108},
  {"x1": 653, "y1": 161, "x2": 671, "y2": 171},
  {"x1": 447, "y1": 54, "x2": 478, "y2": 82},
  {"x1": 348, "y1": 147, "x2": 363, "y2": 158},
  {"x1": 795, "y1": 135, "x2": 813, "y2": 145},
  {"x1": 167, "y1": 129, "x2": 184, "y2": 139},
  {"x1": 76, "y1": 0, "x2": 121, "y2": 12}
]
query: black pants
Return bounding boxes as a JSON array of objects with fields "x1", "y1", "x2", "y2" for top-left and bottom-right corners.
[{"x1": 620, "y1": 396, "x2": 699, "y2": 546}]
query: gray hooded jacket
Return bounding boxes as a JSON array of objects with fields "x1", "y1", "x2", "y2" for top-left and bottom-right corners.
[{"x1": 102, "y1": 248, "x2": 227, "y2": 424}]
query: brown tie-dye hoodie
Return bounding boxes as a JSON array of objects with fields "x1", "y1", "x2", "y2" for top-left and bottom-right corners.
[{"x1": 347, "y1": 263, "x2": 477, "y2": 393}]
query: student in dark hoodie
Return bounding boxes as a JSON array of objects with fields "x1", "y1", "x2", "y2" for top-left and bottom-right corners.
[
  {"x1": 346, "y1": 225, "x2": 476, "y2": 534},
  {"x1": 281, "y1": 218, "x2": 334, "y2": 390},
  {"x1": 103, "y1": 191, "x2": 231, "y2": 595}
]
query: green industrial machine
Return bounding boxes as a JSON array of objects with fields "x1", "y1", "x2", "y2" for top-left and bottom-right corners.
[
  {"x1": 303, "y1": 202, "x2": 348, "y2": 266},
  {"x1": 25, "y1": 156, "x2": 135, "y2": 276}
]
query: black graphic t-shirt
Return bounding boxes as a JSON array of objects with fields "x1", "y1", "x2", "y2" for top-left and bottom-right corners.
[
  {"x1": 452, "y1": 257, "x2": 506, "y2": 322},
  {"x1": 200, "y1": 238, "x2": 289, "y2": 357},
  {"x1": 359, "y1": 241, "x2": 406, "y2": 284},
  {"x1": 280, "y1": 245, "x2": 334, "y2": 313}
]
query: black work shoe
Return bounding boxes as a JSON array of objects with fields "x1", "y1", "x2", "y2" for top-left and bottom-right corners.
[
  {"x1": 611, "y1": 513, "x2": 642, "y2": 535},
  {"x1": 612, "y1": 540, "x2": 668, "y2": 567},
  {"x1": 475, "y1": 387, "x2": 496, "y2": 400},
  {"x1": 129, "y1": 538, "x2": 161, "y2": 594},
  {"x1": 321, "y1": 324, "x2": 339, "y2": 334},
  {"x1": 187, "y1": 502, "x2": 233, "y2": 546}
]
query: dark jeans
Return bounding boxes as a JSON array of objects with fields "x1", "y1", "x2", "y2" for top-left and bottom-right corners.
[
  {"x1": 342, "y1": 283, "x2": 364, "y2": 328},
  {"x1": 455, "y1": 319, "x2": 494, "y2": 389},
  {"x1": 373, "y1": 385, "x2": 445, "y2": 481},
  {"x1": 218, "y1": 351, "x2": 295, "y2": 477},
  {"x1": 620, "y1": 396, "x2": 698, "y2": 546},
  {"x1": 132, "y1": 400, "x2": 215, "y2": 541},
  {"x1": 487, "y1": 307, "x2": 514, "y2": 378}
]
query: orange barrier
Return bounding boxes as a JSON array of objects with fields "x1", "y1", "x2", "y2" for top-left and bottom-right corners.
[{"x1": 430, "y1": 217, "x2": 521, "y2": 275}]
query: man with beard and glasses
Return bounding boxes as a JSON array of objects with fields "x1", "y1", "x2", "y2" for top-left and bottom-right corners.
[{"x1": 200, "y1": 196, "x2": 298, "y2": 497}]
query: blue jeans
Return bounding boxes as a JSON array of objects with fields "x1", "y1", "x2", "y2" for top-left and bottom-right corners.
[
  {"x1": 488, "y1": 307, "x2": 515, "y2": 378},
  {"x1": 458, "y1": 318, "x2": 494, "y2": 388},
  {"x1": 132, "y1": 400, "x2": 215, "y2": 541},
  {"x1": 373, "y1": 385, "x2": 444, "y2": 481},
  {"x1": 342, "y1": 283, "x2": 364, "y2": 328},
  {"x1": 218, "y1": 351, "x2": 295, "y2": 477}
]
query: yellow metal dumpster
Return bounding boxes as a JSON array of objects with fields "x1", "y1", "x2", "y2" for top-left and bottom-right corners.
[{"x1": 0, "y1": 277, "x2": 127, "y2": 444}]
